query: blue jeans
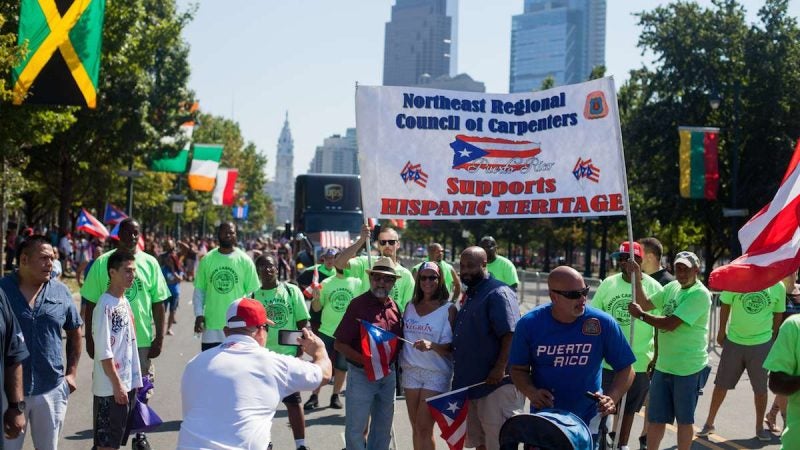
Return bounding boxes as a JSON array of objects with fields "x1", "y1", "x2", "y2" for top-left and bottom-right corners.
[{"x1": 345, "y1": 363, "x2": 396, "y2": 450}]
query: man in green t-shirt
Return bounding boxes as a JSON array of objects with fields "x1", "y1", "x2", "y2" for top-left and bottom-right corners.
[
  {"x1": 305, "y1": 268, "x2": 362, "y2": 411},
  {"x1": 628, "y1": 251, "x2": 711, "y2": 450},
  {"x1": 193, "y1": 222, "x2": 260, "y2": 351},
  {"x1": 764, "y1": 314, "x2": 800, "y2": 449},
  {"x1": 252, "y1": 254, "x2": 311, "y2": 450},
  {"x1": 592, "y1": 241, "x2": 663, "y2": 449},
  {"x1": 298, "y1": 248, "x2": 338, "y2": 336},
  {"x1": 334, "y1": 224, "x2": 414, "y2": 312},
  {"x1": 479, "y1": 236, "x2": 519, "y2": 290},
  {"x1": 697, "y1": 282, "x2": 785, "y2": 441},
  {"x1": 411, "y1": 243, "x2": 461, "y2": 301}
]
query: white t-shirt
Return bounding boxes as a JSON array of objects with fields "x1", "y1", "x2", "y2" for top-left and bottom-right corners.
[
  {"x1": 178, "y1": 334, "x2": 323, "y2": 449},
  {"x1": 92, "y1": 293, "x2": 143, "y2": 396},
  {"x1": 400, "y1": 302, "x2": 454, "y2": 375}
]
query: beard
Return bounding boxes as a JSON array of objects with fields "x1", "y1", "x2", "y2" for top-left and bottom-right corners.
[
  {"x1": 461, "y1": 273, "x2": 484, "y2": 288},
  {"x1": 371, "y1": 287, "x2": 389, "y2": 298}
]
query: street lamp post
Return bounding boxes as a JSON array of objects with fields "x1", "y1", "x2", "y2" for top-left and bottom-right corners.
[{"x1": 710, "y1": 81, "x2": 743, "y2": 259}]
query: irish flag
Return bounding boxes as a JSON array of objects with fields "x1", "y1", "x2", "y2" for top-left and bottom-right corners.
[
  {"x1": 188, "y1": 144, "x2": 223, "y2": 191},
  {"x1": 212, "y1": 168, "x2": 238, "y2": 206},
  {"x1": 679, "y1": 127, "x2": 719, "y2": 200}
]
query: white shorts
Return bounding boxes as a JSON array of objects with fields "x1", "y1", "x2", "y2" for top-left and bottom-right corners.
[
  {"x1": 4, "y1": 381, "x2": 70, "y2": 450},
  {"x1": 401, "y1": 366, "x2": 452, "y2": 393}
]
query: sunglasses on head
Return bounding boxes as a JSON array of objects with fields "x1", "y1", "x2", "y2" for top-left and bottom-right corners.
[
  {"x1": 419, "y1": 275, "x2": 439, "y2": 281},
  {"x1": 379, "y1": 239, "x2": 398, "y2": 246},
  {"x1": 550, "y1": 287, "x2": 590, "y2": 299}
]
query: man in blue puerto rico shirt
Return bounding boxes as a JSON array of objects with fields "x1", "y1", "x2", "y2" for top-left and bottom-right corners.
[
  {"x1": 510, "y1": 265, "x2": 635, "y2": 445},
  {"x1": 0, "y1": 235, "x2": 82, "y2": 450}
]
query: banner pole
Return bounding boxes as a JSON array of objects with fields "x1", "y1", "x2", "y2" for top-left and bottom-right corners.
[{"x1": 354, "y1": 81, "x2": 373, "y2": 270}]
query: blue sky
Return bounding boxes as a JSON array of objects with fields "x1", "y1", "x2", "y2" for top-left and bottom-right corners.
[{"x1": 179, "y1": 1, "x2": 799, "y2": 178}]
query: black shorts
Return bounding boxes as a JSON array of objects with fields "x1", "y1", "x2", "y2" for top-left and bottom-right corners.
[
  {"x1": 602, "y1": 369, "x2": 650, "y2": 414},
  {"x1": 282, "y1": 392, "x2": 302, "y2": 405},
  {"x1": 93, "y1": 391, "x2": 136, "y2": 449}
]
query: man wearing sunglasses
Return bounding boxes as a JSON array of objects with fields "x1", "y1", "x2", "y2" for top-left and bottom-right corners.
[{"x1": 510, "y1": 265, "x2": 635, "y2": 448}]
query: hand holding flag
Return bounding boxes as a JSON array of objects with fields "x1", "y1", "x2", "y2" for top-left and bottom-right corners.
[
  {"x1": 302, "y1": 265, "x2": 321, "y2": 299},
  {"x1": 359, "y1": 320, "x2": 403, "y2": 381}
]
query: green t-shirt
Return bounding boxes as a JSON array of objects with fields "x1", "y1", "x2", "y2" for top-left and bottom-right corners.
[
  {"x1": 650, "y1": 280, "x2": 711, "y2": 376},
  {"x1": 194, "y1": 248, "x2": 261, "y2": 330},
  {"x1": 319, "y1": 275, "x2": 363, "y2": 337},
  {"x1": 487, "y1": 255, "x2": 519, "y2": 288},
  {"x1": 253, "y1": 283, "x2": 309, "y2": 356},
  {"x1": 763, "y1": 315, "x2": 800, "y2": 450},
  {"x1": 81, "y1": 249, "x2": 170, "y2": 347},
  {"x1": 591, "y1": 273, "x2": 663, "y2": 372},
  {"x1": 720, "y1": 282, "x2": 786, "y2": 346},
  {"x1": 412, "y1": 259, "x2": 456, "y2": 295},
  {"x1": 346, "y1": 255, "x2": 415, "y2": 312}
]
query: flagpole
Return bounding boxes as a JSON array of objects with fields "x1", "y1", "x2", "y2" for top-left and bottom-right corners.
[
  {"x1": 354, "y1": 81, "x2": 374, "y2": 270},
  {"x1": 425, "y1": 377, "x2": 508, "y2": 402},
  {"x1": 608, "y1": 77, "x2": 635, "y2": 449}
]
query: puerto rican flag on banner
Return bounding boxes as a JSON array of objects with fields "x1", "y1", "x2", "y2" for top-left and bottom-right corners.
[
  {"x1": 709, "y1": 139, "x2": 800, "y2": 292},
  {"x1": 359, "y1": 320, "x2": 399, "y2": 381},
  {"x1": 76, "y1": 209, "x2": 108, "y2": 239},
  {"x1": 426, "y1": 388, "x2": 470, "y2": 450},
  {"x1": 103, "y1": 203, "x2": 128, "y2": 225},
  {"x1": 320, "y1": 231, "x2": 350, "y2": 250},
  {"x1": 450, "y1": 135, "x2": 541, "y2": 171}
]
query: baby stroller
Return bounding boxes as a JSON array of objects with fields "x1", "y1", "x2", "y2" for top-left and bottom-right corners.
[{"x1": 499, "y1": 409, "x2": 593, "y2": 450}]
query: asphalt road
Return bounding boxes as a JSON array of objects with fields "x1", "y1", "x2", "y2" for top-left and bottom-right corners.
[{"x1": 36, "y1": 279, "x2": 786, "y2": 450}]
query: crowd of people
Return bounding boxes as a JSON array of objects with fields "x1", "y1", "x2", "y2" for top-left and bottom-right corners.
[{"x1": 0, "y1": 218, "x2": 800, "y2": 450}]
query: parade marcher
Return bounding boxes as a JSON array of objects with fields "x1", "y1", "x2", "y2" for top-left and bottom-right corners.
[
  {"x1": 252, "y1": 254, "x2": 312, "y2": 450},
  {"x1": 0, "y1": 236, "x2": 82, "y2": 450},
  {"x1": 402, "y1": 261, "x2": 456, "y2": 450},
  {"x1": 82, "y1": 218, "x2": 169, "y2": 450},
  {"x1": 697, "y1": 281, "x2": 785, "y2": 441},
  {"x1": 764, "y1": 312, "x2": 800, "y2": 449},
  {"x1": 305, "y1": 262, "x2": 361, "y2": 411},
  {"x1": 766, "y1": 271, "x2": 800, "y2": 432},
  {"x1": 159, "y1": 239, "x2": 184, "y2": 336},
  {"x1": 193, "y1": 222, "x2": 260, "y2": 350},
  {"x1": 511, "y1": 266, "x2": 635, "y2": 447},
  {"x1": 179, "y1": 298, "x2": 331, "y2": 448},
  {"x1": 299, "y1": 247, "x2": 338, "y2": 337},
  {"x1": 411, "y1": 243, "x2": 461, "y2": 302},
  {"x1": 334, "y1": 224, "x2": 415, "y2": 312},
  {"x1": 334, "y1": 256, "x2": 403, "y2": 450},
  {"x1": 478, "y1": 236, "x2": 519, "y2": 291},
  {"x1": 452, "y1": 246, "x2": 523, "y2": 450},
  {"x1": 91, "y1": 251, "x2": 143, "y2": 450},
  {"x1": 628, "y1": 251, "x2": 712, "y2": 450},
  {"x1": 639, "y1": 237, "x2": 675, "y2": 286},
  {"x1": 590, "y1": 242, "x2": 662, "y2": 449}
]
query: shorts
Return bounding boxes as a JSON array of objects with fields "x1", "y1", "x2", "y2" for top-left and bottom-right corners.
[
  {"x1": 282, "y1": 392, "x2": 302, "y2": 405},
  {"x1": 4, "y1": 381, "x2": 69, "y2": 450},
  {"x1": 465, "y1": 384, "x2": 524, "y2": 450},
  {"x1": 602, "y1": 369, "x2": 650, "y2": 414},
  {"x1": 164, "y1": 293, "x2": 179, "y2": 312},
  {"x1": 320, "y1": 333, "x2": 348, "y2": 372},
  {"x1": 93, "y1": 391, "x2": 136, "y2": 449},
  {"x1": 400, "y1": 366, "x2": 451, "y2": 393},
  {"x1": 714, "y1": 338, "x2": 771, "y2": 394},
  {"x1": 648, "y1": 369, "x2": 704, "y2": 425}
]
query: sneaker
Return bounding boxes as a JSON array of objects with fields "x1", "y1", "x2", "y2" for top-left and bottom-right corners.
[
  {"x1": 639, "y1": 435, "x2": 647, "y2": 450},
  {"x1": 757, "y1": 430, "x2": 772, "y2": 442},
  {"x1": 297, "y1": 446, "x2": 309, "y2": 450},
  {"x1": 330, "y1": 393, "x2": 343, "y2": 409},
  {"x1": 132, "y1": 433, "x2": 152, "y2": 450},
  {"x1": 303, "y1": 394, "x2": 319, "y2": 411},
  {"x1": 696, "y1": 424, "x2": 715, "y2": 437}
]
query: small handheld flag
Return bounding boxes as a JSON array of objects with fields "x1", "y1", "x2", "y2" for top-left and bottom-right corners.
[
  {"x1": 426, "y1": 388, "x2": 470, "y2": 450},
  {"x1": 302, "y1": 265, "x2": 320, "y2": 299},
  {"x1": 359, "y1": 320, "x2": 399, "y2": 381},
  {"x1": 76, "y1": 209, "x2": 108, "y2": 239},
  {"x1": 103, "y1": 204, "x2": 128, "y2": 225}
]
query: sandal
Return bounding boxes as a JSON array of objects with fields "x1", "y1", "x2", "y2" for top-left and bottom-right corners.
[{"x1": 765, "y1": 404, "x2": 781, "y2": 432}]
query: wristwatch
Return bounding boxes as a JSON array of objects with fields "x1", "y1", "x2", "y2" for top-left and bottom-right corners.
[{"x1": 8, "y1": 401, "x2": 25, "y2": 413}]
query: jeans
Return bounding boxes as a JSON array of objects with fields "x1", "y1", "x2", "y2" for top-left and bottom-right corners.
[{"x1": 345, "y1": 363, "x2": 396, "y2": 450}]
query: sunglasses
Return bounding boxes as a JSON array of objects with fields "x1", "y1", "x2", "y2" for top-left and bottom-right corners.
[
  {"x1": 550, "y1": 287, "x2": 590, "y2": 300},
  {"x1": 419, "y1": 275, "x2": 439, "y2": 281},
  {"x1": 370, "y1": 274, "x2": 397, "y2": 283},
  {"x1": 379, "y1": 239, "x2": 398, "y2": 246}
]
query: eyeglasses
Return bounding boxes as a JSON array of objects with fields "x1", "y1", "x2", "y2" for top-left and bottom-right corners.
[
  {"x1": 257, "y1": 324, "x2": 270, "y2": 330},
  {"x1": 550, "y1": 287, "x2": 590, "y2": 300},
  {"x1": 419, "y1": 275, "x2": 439, "y2": 282},
  {"x1": 370, "y1": 274, "x2": 397, "y2": 283},
  {"x1": 379, "y1": 239, "x2": 398, "y2": 246}
]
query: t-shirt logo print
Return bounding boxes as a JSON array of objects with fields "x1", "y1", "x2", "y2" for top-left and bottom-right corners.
[
  {"x1": 111, "y1": 305, "x2": 130, "y2": 334},
  {"x1": 330, "y1": 289, "x2": 353, "y2": 312},
  {"x1": 608, "y1": 295, "x2": 632, "y2": 326},
  {"x1": 265, "y1": 302, "x2": 290, "y2": 328},
  {"x1": 124, "y1": 278, "x2": 141, "y2": 303},
  {"x1": 742, "y1": 292, "x2": 769, "y2": 314},
  {"x1": 211, "y1": 267, "x2": 240, "y2": 294}
]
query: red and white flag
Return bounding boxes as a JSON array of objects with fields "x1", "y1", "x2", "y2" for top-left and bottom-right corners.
[
  {"x1": 709, "y1": 139, "x2": 800, "y2": 292},
  {"x1": 359, "y1": 320, "x2": 398, "y2": 381},
  {"x1": 302, "y1": 265, "x2": 320, "y2": 299},
  {"x1": 320, "y1": 231, "x2": 350, "y2": 249},
  {"x1": 212, "y1": 168, "x2": 238, "y2": 206}
]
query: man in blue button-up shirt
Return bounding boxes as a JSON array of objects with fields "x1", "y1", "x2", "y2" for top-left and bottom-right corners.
[{"x1": 0, "y1": 235, "x2": 82, "y2": 450}]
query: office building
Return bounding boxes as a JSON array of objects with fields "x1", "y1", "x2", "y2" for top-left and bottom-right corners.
[{"x1": 308, "y1": 128, "x2": 359, "y2": 175}]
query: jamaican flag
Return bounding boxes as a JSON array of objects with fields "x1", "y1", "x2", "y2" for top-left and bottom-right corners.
[{"x1": 12, "y1": 0, "x2": 105, "y2": 108}]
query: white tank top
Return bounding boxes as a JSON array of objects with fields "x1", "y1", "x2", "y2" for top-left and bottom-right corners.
[{"x1": 400, "y1": 302, "x2": 454, "y2": 374}]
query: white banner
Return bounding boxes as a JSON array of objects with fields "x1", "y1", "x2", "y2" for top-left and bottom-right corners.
[{"x1": 355, "y1": 77, "x2": 628, "y2": 220}]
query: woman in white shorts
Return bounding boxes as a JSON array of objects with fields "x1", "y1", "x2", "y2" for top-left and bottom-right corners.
[{"x1": 401, "y1": 261, "x2": 457, "y2": 450}]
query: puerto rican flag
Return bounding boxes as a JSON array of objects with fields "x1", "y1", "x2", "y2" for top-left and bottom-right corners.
[
  {"x1": 450, "y1": 134, "x2": 541, "y2": 169},
  {"x1": 426, "y1": 388, "x2": 470, "y2": 450},
  {"x1": 709, "y1": 139, "x2": 800, "y2": 292},
  {"x1": 103, "y1": 204, "x2": 128, "y2": 225},
  {"x1": 76, "y1": 209, "x2": 109, "y2": 239},
  {"x1": 359, "y1": 320, "x2": 399, "y2": 381},
  {"x1": 302, "y1": 264, "x2": 320, "y2": 299}
]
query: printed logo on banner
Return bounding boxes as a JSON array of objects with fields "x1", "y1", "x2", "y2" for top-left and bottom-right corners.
[
  {"x1": 584, "y1": 91, "x2": 609, "y2": 119},
  {"x1": 450, "y1": 134, "x2": 542, "y2": 174},
  {"x1": 572, "y1": 158, "x2": 600, "y2": 183},
  {"x1": 324, "y1": 184, "x2": 344, "y2": 202},
  {"x1": 400, "y1": 161, "x2": 429, "y2": 188}
]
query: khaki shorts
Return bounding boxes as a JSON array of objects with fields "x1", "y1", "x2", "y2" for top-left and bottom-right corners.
[
  {"x1": 465, "y1": 384, "x2": 524, "y2": 450},
  {"x1": 714, "y1": 338, "x2": 771, "y2": 393}
]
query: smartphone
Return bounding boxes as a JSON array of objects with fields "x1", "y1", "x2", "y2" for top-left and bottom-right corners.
[{"x1": 278, "y1": 329, "x2": 304, "y2": 346}]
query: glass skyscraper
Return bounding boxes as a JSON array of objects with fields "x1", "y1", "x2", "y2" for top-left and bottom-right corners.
[{"x1": 509, "y1": 0, "x2": 606, "y2": 93}]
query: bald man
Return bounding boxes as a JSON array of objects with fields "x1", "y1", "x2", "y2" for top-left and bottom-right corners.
[
  {"x1": 510, "y1": 266, "x2": 635, "y2": 445},
  {"x1": 452, "y1": 247, "x2": 523, "y2": 450}
]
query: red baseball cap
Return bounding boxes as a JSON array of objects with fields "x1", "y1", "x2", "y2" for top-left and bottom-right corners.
[
  {"x1": 612, "y1": 241, "x2": 643, "y2": 259},
  {"x1": 226, "y1": 298, "x2": 273, "y2": 328}
]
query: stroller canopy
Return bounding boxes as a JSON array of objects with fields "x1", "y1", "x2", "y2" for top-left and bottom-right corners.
[{"x1": 499, "y1": 410, "x2": 593, "y2": 449}]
